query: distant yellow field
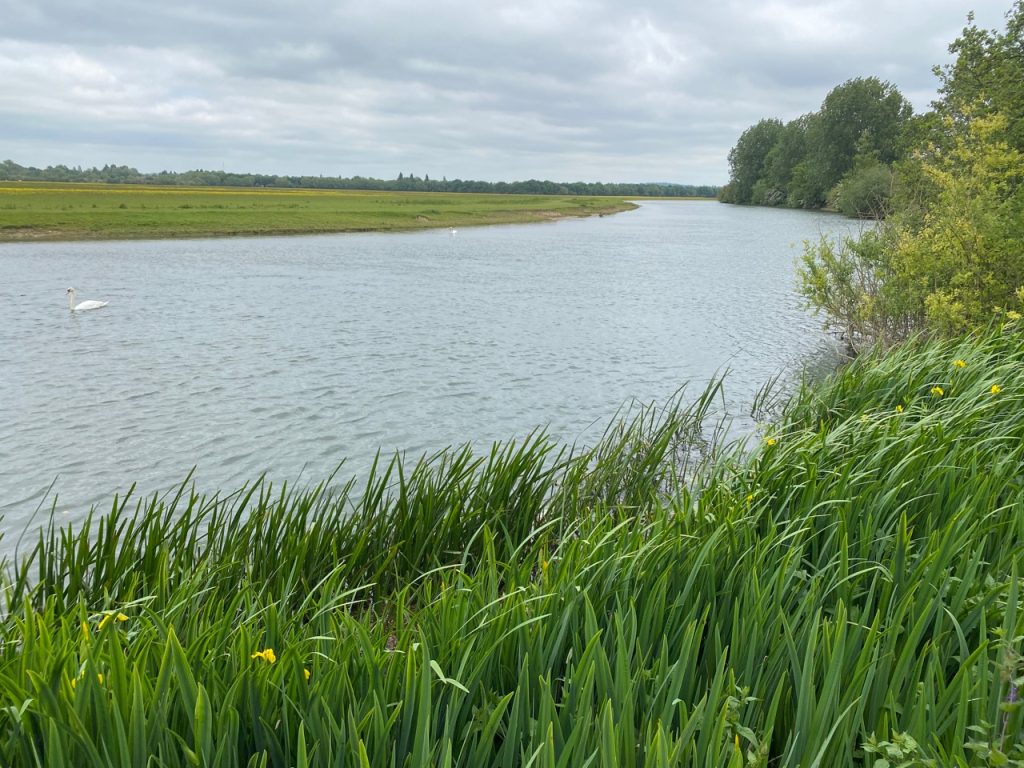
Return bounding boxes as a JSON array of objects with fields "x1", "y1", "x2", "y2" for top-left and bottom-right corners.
[{"x1": 0, "y1": 182, "x2": 637, "y2": 241}]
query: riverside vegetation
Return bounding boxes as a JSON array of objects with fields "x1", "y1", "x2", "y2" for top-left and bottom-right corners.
[
  {"x1": 791, "y1": 3, "x2": 1023, "y2": 350},
  {"x1": 0, "y1": 324, "x2": 1022, "y2": 766},
  {"x1": 722, "y1": 2, "x2": 1023, "y2": 224},
  {"x1": 2, "y1": 5, "x2": 1022, "y2": 765},
  {"x1": 0, "y1": 183, "x2": 637, "y2": 241}
]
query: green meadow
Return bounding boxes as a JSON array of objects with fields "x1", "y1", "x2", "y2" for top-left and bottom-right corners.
[
  {"x1": 0, "y1": 182, "x2": 636, "y2": 241},
  {"x1": 1, "y1": 325, "x2": 1022, "y2": 766}
]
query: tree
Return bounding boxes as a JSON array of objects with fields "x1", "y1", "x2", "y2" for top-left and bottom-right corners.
[
  {"x1": 811, "y1": 77, "x2": 912, "y2": 194},
  {"x1": 934, "y1": 2, "x2": 1024, "y2": 151},
  {"x1": 722, "y1": 79, "x2": 910, "y2": 213},
  {"x1": 890, "y1": 113, "x2": 1024, "y2": 334},
  {"x1": 760, "y1": 116, "x2": 810, "y2": 205},
  {"x1": 803, "y1": 116, "x2": 1024, "y2": 348},
  {"x1": 726, "y1": 119, "x2": 784, "y2": 204}
]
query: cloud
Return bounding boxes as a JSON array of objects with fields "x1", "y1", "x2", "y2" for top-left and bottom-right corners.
[{"x1": 0, "y1": 0, "x2": 1013, "y2": 182}]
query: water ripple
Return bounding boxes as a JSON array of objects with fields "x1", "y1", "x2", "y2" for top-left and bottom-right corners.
[{"x1": 0, "y1": 202, "x2": 859, "y2": 542}]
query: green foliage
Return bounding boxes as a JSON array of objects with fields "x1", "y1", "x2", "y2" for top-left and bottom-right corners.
[
  {"x1": 830, "y1": 161, "x2": 894, "y2": 219},
  {"x1": 812, "y1": 78, "x2": 912, "y2": 193},
  {"x1": 861, "y1": 732, "x2": 931, "y2": 767},
  {"x1": 2, "y1": 329, "x2": 1024, "y2": 766},
  {"x1": 934, "y1": 1, "x2": 1024, "y2": 152},
  {"x1": 787, "y1": 157, "x2": 827, "y2": 209},
  {"x1": 726, "y1": 119, "x2": 784, "y2": 204},
  {"x1": 894, "y1": 114, "x2": 1024, "y2": 335},
  {"x1": 800, "y1": 4, "x2": 1024, "y2": 344},
  {"x1": 762, "y1": 116, "x2": 811, "y2": 204},
  {"x1": 802, "y1": 115, "x2": 1024, "y2": 346},
  {"x1": 722, "y1": 79, "x2": 910, "y2": 215},
  {"x1": 799, "y1": 227, "x2": 921, "y2": 350},
  {"x1": 0, "y1": 160, "x2": 720, "y2": 199},
  {"x1": 717, "y1": 182, "x2": 737, "y2": 203}
]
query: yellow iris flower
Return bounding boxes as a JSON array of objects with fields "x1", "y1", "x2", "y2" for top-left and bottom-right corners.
[
  {"x1": 251, "y1": 648, "x2": 277, "y2": 664},
  {"x1": 98, "y1": 612, "x2": 129, "y2": 630}
]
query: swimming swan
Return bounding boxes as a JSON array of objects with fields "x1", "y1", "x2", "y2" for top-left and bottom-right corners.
[{"x1": 67, "y1": 287, "x2": 108, "y2": 311}]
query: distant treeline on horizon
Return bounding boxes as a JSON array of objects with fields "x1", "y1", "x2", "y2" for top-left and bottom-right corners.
[{"x1": 0, "y1": 160, "x2": 719, "y2": 198}]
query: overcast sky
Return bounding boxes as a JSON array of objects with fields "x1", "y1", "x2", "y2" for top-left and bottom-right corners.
[{"x1": 0, "y1": 1, "x2": 1013, "y2": 184}]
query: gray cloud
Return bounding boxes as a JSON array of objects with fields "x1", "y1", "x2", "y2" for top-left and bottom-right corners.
[{"x1": 0, "y1": 0, "x2": 1013, "y2": 182}]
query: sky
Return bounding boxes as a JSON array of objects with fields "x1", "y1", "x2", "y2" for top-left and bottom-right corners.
[{"x1": 0, "y1": 1, "x2": 1014, "y2": 184}]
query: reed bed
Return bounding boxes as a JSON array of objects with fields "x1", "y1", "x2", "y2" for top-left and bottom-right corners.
[{"x1": 1, "y1": 328, "x2": 1022, "y2": 766}]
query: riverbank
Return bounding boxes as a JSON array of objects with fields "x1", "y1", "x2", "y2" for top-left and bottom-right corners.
[
  {"x1": 1, "y1": 325, "x2": 1021, "y2": 765},
  {"x1": 0, "y1": 182, "x2": 637, "y2": 241}
]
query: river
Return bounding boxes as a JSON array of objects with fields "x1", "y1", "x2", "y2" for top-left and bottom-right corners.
[{"x1": 0, "y1": 201, "x2": 863, "y2": 542}]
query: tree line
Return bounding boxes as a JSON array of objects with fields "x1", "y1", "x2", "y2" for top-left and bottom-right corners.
[
  {"x1": 0, "y1": 160, "x2": 718, "y2": 199},
  {"x1": 797, "y1": 2, "x2": 1023, "y2": 348},
  {"x1": 720, "y1": 76, "x2": 913, "y2": 217}
]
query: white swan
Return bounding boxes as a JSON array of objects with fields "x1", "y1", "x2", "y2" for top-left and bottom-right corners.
[{"x1": 67, "y1": 287, "x2": 108, "y2": 311}]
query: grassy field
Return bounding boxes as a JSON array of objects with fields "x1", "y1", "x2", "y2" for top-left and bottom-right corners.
[
  {"x1": 0, "y1": 182, "x2": 637, "y2": 241},
  {"x1": 1, "y1": 326, "x2": 1022, "y2": 766}
]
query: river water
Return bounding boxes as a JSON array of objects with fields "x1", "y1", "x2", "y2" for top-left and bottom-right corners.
[{"x1": 0, "y1": 201, "x2": 862, "y2": 541}]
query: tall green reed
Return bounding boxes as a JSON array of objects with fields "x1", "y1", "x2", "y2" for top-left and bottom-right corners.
[{"x1": 0, "y1": 326, "x2": 1021, "y2": 766}]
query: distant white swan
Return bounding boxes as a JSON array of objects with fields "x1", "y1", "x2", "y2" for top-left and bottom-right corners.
[
  {"x1": 449, "y1": 227, "x2": 457, "y2": 235},
  {"x1": 67, "y1": 287, "x2": 108, "y2": 311}
]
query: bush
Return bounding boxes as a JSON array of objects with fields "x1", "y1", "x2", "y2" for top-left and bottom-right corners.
[
  {"x1": 829, "y1": 162, "x2": 893, "y2": 218},
  {"x1": 802, "y1": 114, "x2": 1024, "y2": 345}
]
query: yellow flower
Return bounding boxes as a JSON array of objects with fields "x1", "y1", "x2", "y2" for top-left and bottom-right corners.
[
  {"x1": 953, "y1": 359, "x2": 967, "y2": 369},
  {"x1": 251, "y1": 648, "x2": 277, "y2": 664},
  {"x1": 98, "y1": 612, "x2": 130, "y2": 629},
  {"x1": 895, "y1": 404, "x2": 904, "y2": 413},
  {"x1": 541, "y1": 559, "x2": 549, "y2": 572},
  {"x1": 859, "y1": 414, "x2": 870, "y2": 423},
  {"x1": 97, "y1": 673, "x2": 104, "y2": 684},
  {"x1": 746, "y1": 493, "x2": 754, "y2": 503},
  {"x1": 1007, "y1": 311, "x2": 1021, "y2": 321},
  {"x1": 930, "y1": 386, "x2": 944, "y2": 397},
  {"x1": 990, "y1": 384, "x2": 1002, "y2": 394},
  {"x1": 765, "y1": 437, "x2": 777, "y2": 447},
  {"x1": 304, "y1": 668, "x2": 311, "y2": 681}
]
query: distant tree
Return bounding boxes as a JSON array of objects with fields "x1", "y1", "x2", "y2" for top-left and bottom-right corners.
[
  {"x1": 726, "y1": 118, "x2": 785, "y2": 204},
  {"x1": 811, "y1": 77, "x2": 912, "y2": 192},
  {"x1": 760, "y1": 116, "x2": 810, "y2": 205},
  {"x1": 723, "y1": 78, "x2": 911, "y2": 213},
  {"x1": 0, "y1": 159, "x2": 719, "y2": 198}
]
